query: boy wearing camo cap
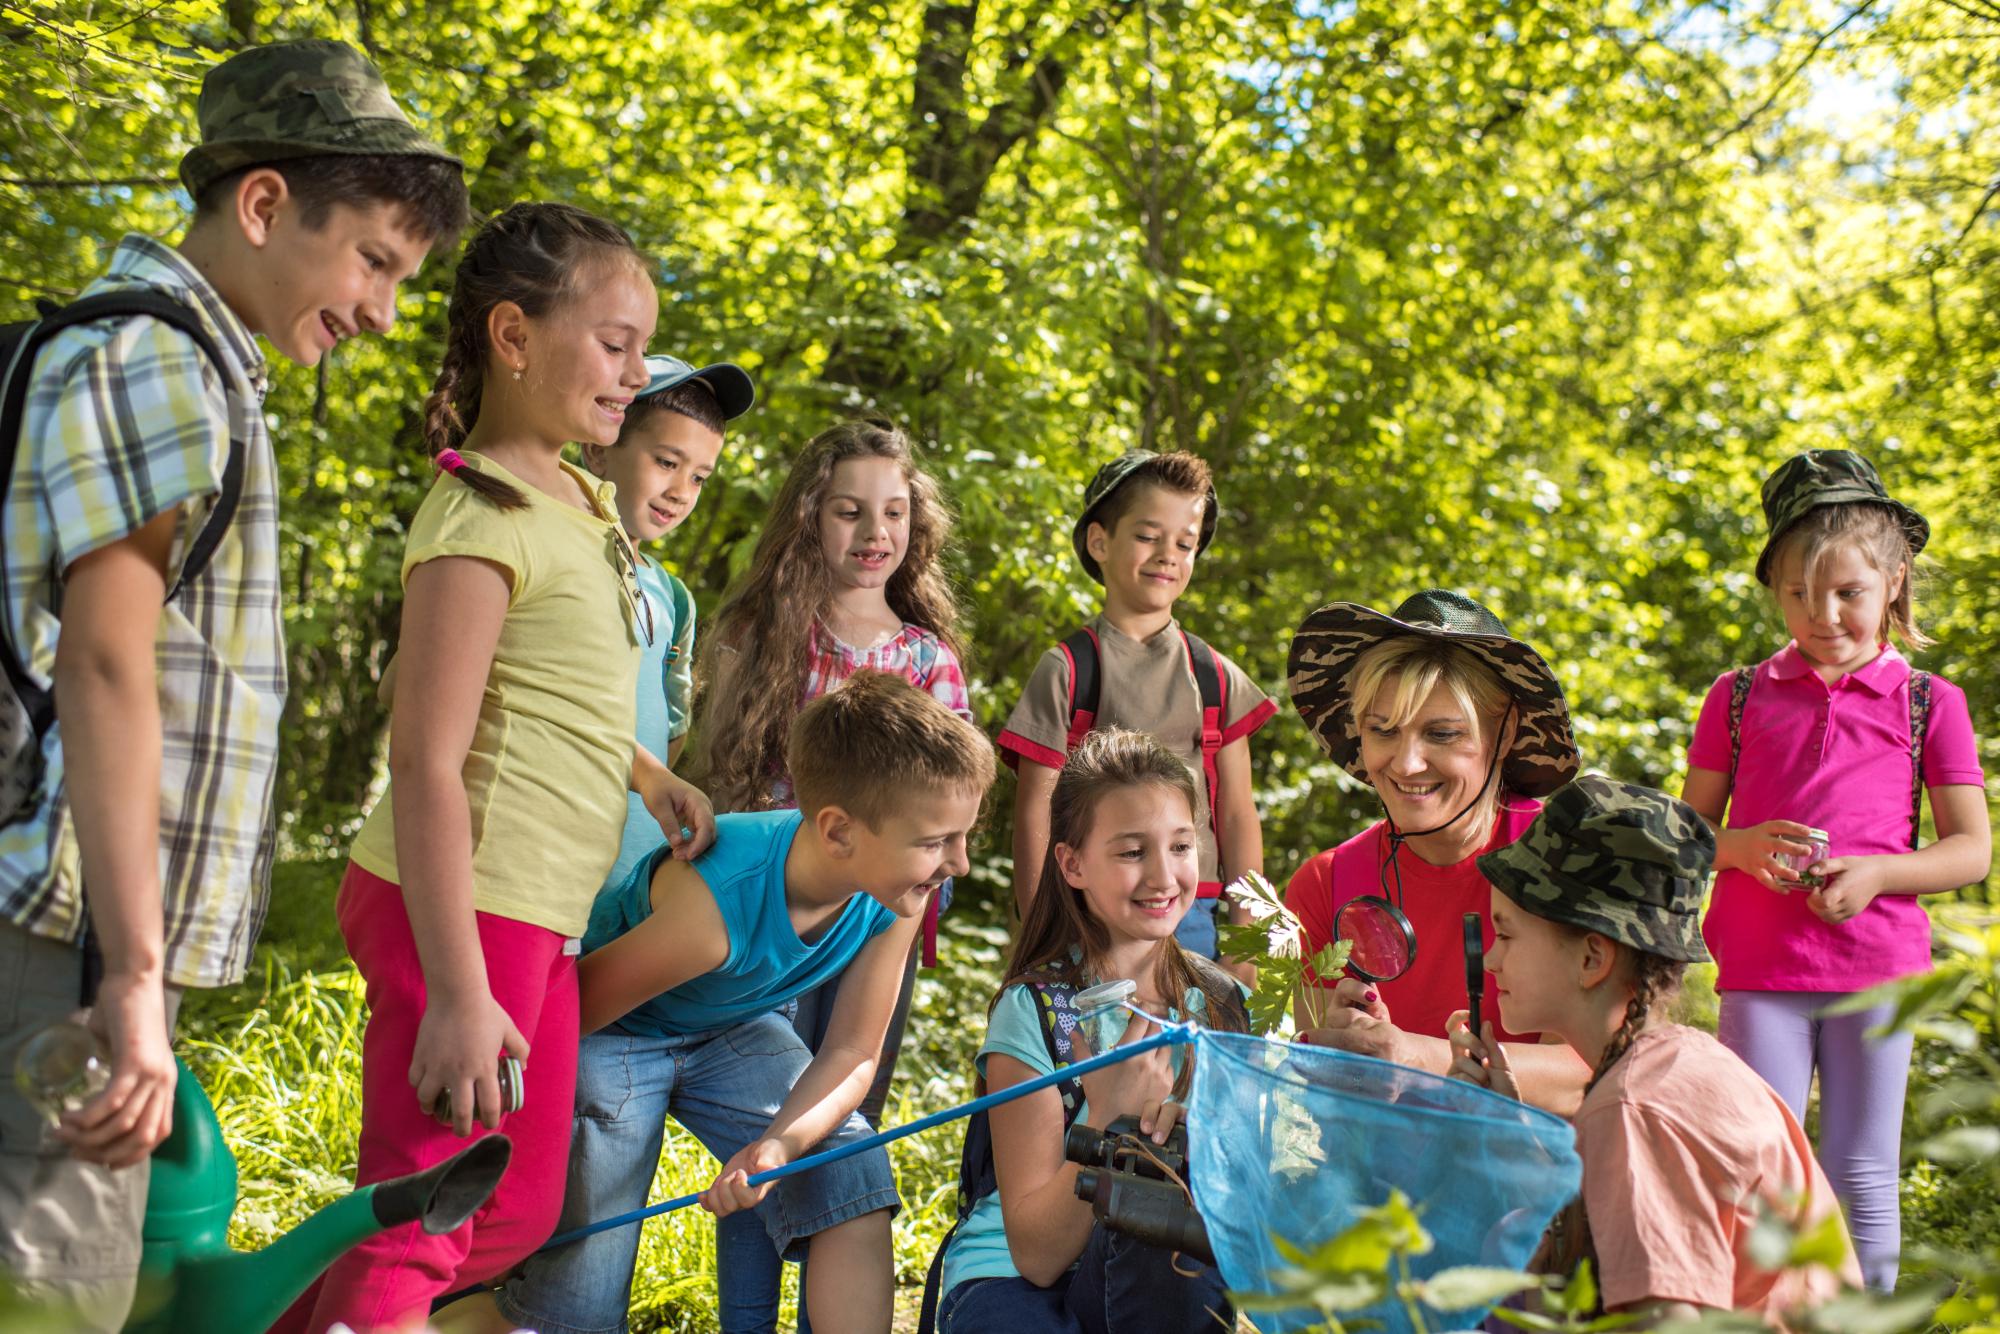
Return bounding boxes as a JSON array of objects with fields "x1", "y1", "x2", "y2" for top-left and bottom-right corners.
[
  {"x1": 1449, "y1": 775, "x2": 1862, "y2": 1325},
  {"x1": 0, "y1": 40, "x2": 465, "y2": 1328},
  {"x1": 999, "y1": 451, "x2": 1276, "y2": 969}
]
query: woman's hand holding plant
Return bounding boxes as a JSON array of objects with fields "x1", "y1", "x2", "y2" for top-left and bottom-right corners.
[{"x1": 1297, "y1": 977, "x2": 1409, "y2": 1063}]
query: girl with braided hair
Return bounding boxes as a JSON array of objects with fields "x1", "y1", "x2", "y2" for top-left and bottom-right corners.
[
  {"x1": 278, "y1": 202, "x2": 713, "y2": 1333},
  {"x1": 1449, "y1": 776, "x2": 1861, "y2": 1329}
]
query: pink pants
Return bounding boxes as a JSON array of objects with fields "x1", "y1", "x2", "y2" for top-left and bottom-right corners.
[{"x1": 272, "y1": 863, "x2": 580, "y2": 1333}]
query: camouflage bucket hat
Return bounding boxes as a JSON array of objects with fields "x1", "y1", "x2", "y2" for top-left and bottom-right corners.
[
  {"x1": 1478, "y1": 774, "x2": 1714, "y2": 963},
  {"x1": 1755, "y1": 449, "x2": 1929, "y2": 585},
  {"x1": 1286, "y1": 590, "x2": 1578, "y2": 799},
  {"x1": 1071, "y1": 450, "x2": 1219, "y2": 584},
  {"x1": 179, "y1": 39, "x2": 462, "y2": 198}
]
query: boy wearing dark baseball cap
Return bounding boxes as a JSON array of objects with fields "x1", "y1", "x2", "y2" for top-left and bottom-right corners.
[{"x1": 0, "y1": 41, "x2": 465, "y2": 1327}]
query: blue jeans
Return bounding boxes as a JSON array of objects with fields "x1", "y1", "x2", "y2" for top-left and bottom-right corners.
[
  {"x1": 1175, "y1": 897, "x2": 1220, "y2": 958},
  {"x1": 721, "y1": 882, "x2": 944, "y2": 1332},
  {"x1": 497, "y1": 1012, "x2": 900, "y2": 1334},
  {"x1": 937, "y1": 1223, "x2": 1230, "y2": 1334}
]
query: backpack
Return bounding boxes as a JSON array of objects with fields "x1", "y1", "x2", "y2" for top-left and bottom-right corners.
[
  {"x1": 1726, "y1": 663, "x2": 1933, "y2": 849},
  {"x1": 0, "y1": 291, "x2": 240, "y2": 828},
  {"x1": 916, "y1": 960, "x2": 1247, "y2": 1332},
  {"x1": 1058, "y1": 625, "x2": 1230, "y2": 896}
]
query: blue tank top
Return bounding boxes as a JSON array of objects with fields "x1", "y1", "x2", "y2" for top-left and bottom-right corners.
[{"x1": 583, "y1": 809, "x2": 898, "y2": 1035}]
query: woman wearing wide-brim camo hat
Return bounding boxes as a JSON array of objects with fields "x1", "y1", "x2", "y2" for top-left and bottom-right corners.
[{"x1": 1279, "y1": 589, "x2": 1590, "y2": 1112}]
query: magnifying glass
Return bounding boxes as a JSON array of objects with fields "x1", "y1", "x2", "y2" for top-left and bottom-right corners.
[
  {"x1": 1332, "y1": 895, "x2": 1417, "y2": 983},
  {"x1": 1462, "y1": 912, "x2": 1485, "y2": 1031}
]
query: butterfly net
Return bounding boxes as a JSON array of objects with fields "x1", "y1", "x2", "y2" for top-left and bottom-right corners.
[{"x1": 1186, "y1": 1030, "x2": 1581, "y2": 1333}]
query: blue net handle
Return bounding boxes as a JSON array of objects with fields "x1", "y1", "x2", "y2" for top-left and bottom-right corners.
[{"x1": 541, "y1": 1015, "x2": 1195, "y2": 1251}]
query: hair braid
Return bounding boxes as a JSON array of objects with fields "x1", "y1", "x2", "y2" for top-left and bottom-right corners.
[{"x1": 1584, "y1": 951, "x2": 1686, "y2": 1096}]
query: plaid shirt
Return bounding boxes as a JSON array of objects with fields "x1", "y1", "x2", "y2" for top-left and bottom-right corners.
[
  {"x1": 767, "y1": 621, "x2": 972, "y2": 808},
  {"x1": 0, "y1": 234, "x2": 282, "y2": 988}
]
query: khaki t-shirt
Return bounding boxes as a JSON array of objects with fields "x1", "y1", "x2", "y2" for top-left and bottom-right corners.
[
  {"x1": 350, "y1": 453, "x2": 642, "y2": 938},
  {"x1": 998, "y1": 615, "x2": 1275, "y2": 884},
  {"x1": 1579, "y1": 1025, "x2": 1861, "y2": 1326}
]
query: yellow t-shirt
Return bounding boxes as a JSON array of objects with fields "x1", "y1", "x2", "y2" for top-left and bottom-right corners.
[{"x1": 350, "y1": 452, "x2": 643, "y2": 937}]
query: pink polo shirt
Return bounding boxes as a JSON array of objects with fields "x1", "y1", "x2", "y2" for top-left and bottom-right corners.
[{"x1": 1689, "y1": 643, "x2": 1983, "y2": 992}]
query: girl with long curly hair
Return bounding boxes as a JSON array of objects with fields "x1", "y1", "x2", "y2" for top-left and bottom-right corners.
[{"x1": 692, "y1": 417, "x2": 971, "y2": 1332}]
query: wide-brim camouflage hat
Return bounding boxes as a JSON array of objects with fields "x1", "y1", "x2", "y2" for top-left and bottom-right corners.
[
  {"x1": 1755, "y1": 449, "x2": 1929, "y2": 585},
  {"x1": 1286, "y1": 589, "x2": 1578, "y2": 798},
  {"x1": 1478, "y1": 774, "x2": 1714, "y2": 963},
  {"x1": 179, "y1": 39, "x2": 462, "y2": 198},
  {"x1": 1071, "y1": 450, "x2": 1218, "y2": 584}
]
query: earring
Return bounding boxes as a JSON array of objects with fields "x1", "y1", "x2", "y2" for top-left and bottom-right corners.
[{"x1": 512, "y1": 364, "x2": 524, "y2": 381}]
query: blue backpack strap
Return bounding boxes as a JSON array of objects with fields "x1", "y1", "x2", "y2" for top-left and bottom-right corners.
[
  {"x1": 919, "y1": 979, "x2": 1085, "y2": 1333},
  {"x1": 1909, "y1": 670, "x2": 1933, "y2": 850}
]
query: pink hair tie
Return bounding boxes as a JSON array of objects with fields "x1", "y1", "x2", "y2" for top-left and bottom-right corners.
[{"x1": 435, "y1": 447, "x2": 467, "y2": 474}]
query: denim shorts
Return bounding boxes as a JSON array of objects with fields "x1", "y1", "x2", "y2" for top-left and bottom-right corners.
[{"x1": 497, "y1": 1010, "x2": 900, "y2": 1334}]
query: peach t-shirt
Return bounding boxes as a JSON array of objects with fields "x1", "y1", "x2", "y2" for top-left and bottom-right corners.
[{"x1": 1578, "y1": 1025, "x2": 1860, "y2": 1325}]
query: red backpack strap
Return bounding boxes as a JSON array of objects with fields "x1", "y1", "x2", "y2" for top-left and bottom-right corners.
[
  {"x1": 1060, "y1": 627, "x2": 1102, "y2": 754},
  {"x1": 1181, "y1": 630, "x2": 1227, "y2": 898}
]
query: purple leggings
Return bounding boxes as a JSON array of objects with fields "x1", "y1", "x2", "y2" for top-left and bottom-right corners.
[{"x1": 1717, "y1": 990, "x2": 1912, "y2": 1292}]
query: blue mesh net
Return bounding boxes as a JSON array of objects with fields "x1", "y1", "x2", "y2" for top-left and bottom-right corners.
[{"x1": 1187, "y1": 1031, "x2": 1581, "y2": 1333}]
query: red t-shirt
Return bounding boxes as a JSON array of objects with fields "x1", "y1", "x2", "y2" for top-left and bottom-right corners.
[{"x1": 1286, "y1": 799, "x2": 1542, "y2": 1045}]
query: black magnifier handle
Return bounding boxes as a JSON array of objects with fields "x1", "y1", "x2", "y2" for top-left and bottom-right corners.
[{"x1": 1462, "y1": 912, "x2": 1485, "y2": 1040}]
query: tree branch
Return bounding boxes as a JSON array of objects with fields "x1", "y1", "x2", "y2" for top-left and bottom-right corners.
[{"x1": 0, "y1": 174, "x2": 175, "y2": 187}]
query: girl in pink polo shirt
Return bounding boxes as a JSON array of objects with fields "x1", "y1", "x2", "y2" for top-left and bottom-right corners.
[{"x1": 1681, "y1": 450, "x2": 1992, "y2": 1292}]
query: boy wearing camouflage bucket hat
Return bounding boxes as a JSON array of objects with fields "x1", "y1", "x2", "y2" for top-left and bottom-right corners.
[
  {"x1": 1450, "y1": 776, "x2": 1862, "y2": 1323},
  {"x1": 0, "y1": 39, "x2": 465, "y2": 1328},
  {"x1": 1000, "y1": 450, "x2": 1276, "y2": 968},
  {"x1": 1680, "y1": 448, "x2": 1989, "y2": 1291}
]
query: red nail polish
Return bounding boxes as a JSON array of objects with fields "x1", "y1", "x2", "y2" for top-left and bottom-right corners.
[{"x1": 1365, "y1": 989, "x2": 1379, "y2": 1003}]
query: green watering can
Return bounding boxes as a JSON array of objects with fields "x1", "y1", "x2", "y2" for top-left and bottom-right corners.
[{"x1": 122, "y1": 1057, "x2": 511, "y2": 1334}]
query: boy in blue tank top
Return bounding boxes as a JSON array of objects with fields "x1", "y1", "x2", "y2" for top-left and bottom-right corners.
[{"x1": 497, "y1": 672, "x2": 995, "y2": 1334}]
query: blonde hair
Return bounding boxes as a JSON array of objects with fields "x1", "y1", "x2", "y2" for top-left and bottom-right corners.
[
  {"x1": 1766, "y1": 503, "x2": 1928, "y2": 649},
  {"x1": 786, "y1": 671, "x2": 993, "y2": 828},
  {"x1": 694, "y1": 420, "x2": 963, "y2": 812}
]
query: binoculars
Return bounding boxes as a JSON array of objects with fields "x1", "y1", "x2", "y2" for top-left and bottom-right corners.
[{"x1": 1065, "y1": 1114, "x2": 1215, "y2": 1266}]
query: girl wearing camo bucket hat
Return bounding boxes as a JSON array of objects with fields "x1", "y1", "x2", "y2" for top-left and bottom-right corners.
[
  {"x1": 1280, "y1": 590, "x2": 1592, "y2": 1114},
  {"x1": 1680, "y1": 449, "x2": 1990, "y2": 1292},
  {"x1": 1449, "y1": 775, "x2": 1862, "y2": 1326}
]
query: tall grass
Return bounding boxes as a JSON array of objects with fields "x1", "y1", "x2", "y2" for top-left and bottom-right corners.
[{"x1": 176, "y1": 860, "x2": 1008, "y2": 1331}]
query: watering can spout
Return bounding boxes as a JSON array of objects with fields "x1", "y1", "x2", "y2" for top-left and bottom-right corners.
[{"x1": 123, "y1": 1059, "x2": 512, "y2": 1334}]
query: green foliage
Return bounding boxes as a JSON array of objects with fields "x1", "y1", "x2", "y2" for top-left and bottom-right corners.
[
  {"x1": 173, "y1": 860, "x2": 1006, "y2": 1331},
  {"x1": 1216, "y1": 869, "x2": 1352, "y2": 1036},
  {"x1": 8, "y1": 0, "x2": 1997, "y2": 882},
  {"x1": 11, "y1": 1, "x2": 2000, "y2": 1328}
]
